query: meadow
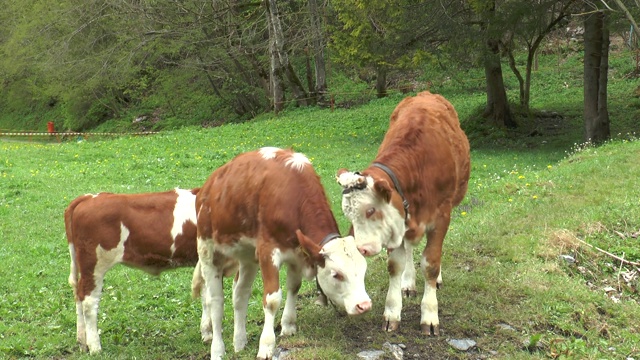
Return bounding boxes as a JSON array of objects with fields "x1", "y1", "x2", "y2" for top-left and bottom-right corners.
[{"x1": 2, "y1": 48, "x2": 640, "y2": 359}]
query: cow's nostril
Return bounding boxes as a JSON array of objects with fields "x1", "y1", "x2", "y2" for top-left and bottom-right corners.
[{"x1": 356, "y1": 300, "x2": 372, "y2": 313}]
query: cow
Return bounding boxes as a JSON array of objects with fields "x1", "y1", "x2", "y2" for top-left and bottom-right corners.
[
  {"x1": 336, "y1": 91, "x2": 470, "y2": 336},
  {"x1": 196, "y1": 147, "x2": 372, "y2": 360},
  {"x1": 64, "y1": 188, "x2": 210, "y2": 354}
]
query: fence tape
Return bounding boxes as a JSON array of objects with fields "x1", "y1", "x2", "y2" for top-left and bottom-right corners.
[{"x1": 0, "y1": 131, "x2": 158, "y2": 136}]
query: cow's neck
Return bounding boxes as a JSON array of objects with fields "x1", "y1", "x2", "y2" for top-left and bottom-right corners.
[
  {"x1": 372, "y1": 162, "x2": 409, "y2": 220},
  {"x1": 299, "y1": 204, "x2": 341, "y2": 245}
]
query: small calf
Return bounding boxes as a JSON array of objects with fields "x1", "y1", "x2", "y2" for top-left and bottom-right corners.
[
  {"x1": 337, "y1": 91, "x2": 471, "y2": 335},
  {"x1": 196, "y1": 147, "x2": 371, "y2": 360},
  {"x1": 64, "y1": 188, "x2": 208, "y2": 354}
]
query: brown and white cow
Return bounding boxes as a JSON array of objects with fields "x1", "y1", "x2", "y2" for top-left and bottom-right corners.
[
  {"x1": 196, "y1": 147, "x2": 371, "y2": 360},
  {"x1": 64, "y1": 188, "x2": 209, "y2": 354},
  {"x1": 337, "y1": 91, "x2": 470, "y2": 336}
]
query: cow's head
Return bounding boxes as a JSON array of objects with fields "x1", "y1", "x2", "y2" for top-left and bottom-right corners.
[
  {"x1": 296, "y1": 230, "x2": 371, "y2": 315},
  {"x1": 336, "y1": 169, "x2": 406, "y2": 256}
]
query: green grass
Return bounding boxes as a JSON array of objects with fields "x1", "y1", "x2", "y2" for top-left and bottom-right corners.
[{"x1": 2, "y1": 47, "x2": 640, "y2": 359}]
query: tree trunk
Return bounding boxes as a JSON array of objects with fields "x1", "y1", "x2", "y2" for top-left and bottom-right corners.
[
  {"x1": 267, "y1": 9, "x2": 284, "y2": 113},
  {"x1": 583, "y1": 10, "x2": 610, "y2": 143},
  {"x1": 483, "y1": 39, "x2": 516, "y2": 128},
  {"x1": 308, "y1": 0, "x2": 328, "y2": 106},
  {"x1": 375, "y1": 65, "x2": 388, "y2": 98},
  {"x1": 304, "y1": 47, "x2": 316, "y2": 105},
  {"x1": 266, "y1": 0, "x2": 308, "y2": 107},
  {"x1": 505, "y1": 45, "x2": 526, "y2": 108}
]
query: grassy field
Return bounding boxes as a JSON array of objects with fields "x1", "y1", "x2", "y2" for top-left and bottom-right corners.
[{"x1": 2, "y1": 48, "x2": 640, "y2": 359}]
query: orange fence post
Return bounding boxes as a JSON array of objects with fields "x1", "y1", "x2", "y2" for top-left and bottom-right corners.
[{"x1": 47, "y1": 122, "x2": 55, "y2": 133}]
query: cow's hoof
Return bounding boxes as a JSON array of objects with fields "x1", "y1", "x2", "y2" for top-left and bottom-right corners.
[
  {"x1": 436, "y1": 281, "x2": 442, "y2": 289},
  {"x1": 421, "y1": 323, "x2": 440, "y2": 336},
  {"x1": 402, "y1": 288, "x2": 418, "y2": 297},
  {"x1": 383, "y1": 320, "x2": 400, "y2": 332}
]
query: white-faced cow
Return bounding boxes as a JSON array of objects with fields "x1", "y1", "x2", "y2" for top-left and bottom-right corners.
[
  {"x1": 64, "y1": 188, "x2": 208, "y2": 354},
  {"x1": 337, "y1": 91, "x2": 470, "y2": 336},
  {"x1": 196, "y1": 147, "x2": 371, "y2": 360}
]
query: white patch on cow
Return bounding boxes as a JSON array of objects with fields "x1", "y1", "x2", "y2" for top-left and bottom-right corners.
[
  {"x1": 270, "y1": 248, "x2": 284, "y2": 269},
  {"x1": 383, "y1": 244, "x2": 406, "y2": 325},
  {"x1": 420, "y1": 283, "x2": 439, "y2": 329},
  {"x1": 94, "y1": 223, "x2": 127, "y2": 276},
  {"x1": 284, "y1": 152, "x2": 310, "y2": 172},
  {"x1": 216, "y1": 236, "x2": 256, "y2": 263},
  {"x1": 82, "y1": 290, "x2": 102, "y2": 354},
  {"x1": 401, "y1": 240, "x2": 416, "y2": 293},
  {"x1": 336, "y1": 171, "x2": 366, "y2": 189},
  {"x1": 420, "y1": 257, "x2": 440, "y2": 329},
  {"x1": 316, "y1": 236, "x2": 371, "y2": 315},
  {"x1": 270, "y1": 247, "x2": 313, "y2": 279},
  {"x1": 259, "y1": 146, "x2": 281, "y2": 160},
  {"x1": 257, "y1": 290, "x2": 282, "y2": 360},
  {"x1": 170, "y1": 188, "x2": 197, "y2": 255},
  {"x1": 339, "y1": 172, "x2": 405, "y2": 255}
]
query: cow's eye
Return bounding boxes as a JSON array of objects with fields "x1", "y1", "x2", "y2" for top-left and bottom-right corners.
[
  {"x1": 365, "y1": 208, "x2": 376, "y2": 218},
  {"x1": 332, "y1": 271, "x2": 345, "y2": 281}
]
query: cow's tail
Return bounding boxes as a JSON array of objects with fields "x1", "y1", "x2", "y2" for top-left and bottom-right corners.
[
  {"x1": 64, "y1": 195, "x2": 92, "y2": 299},
  {"x1": 191, "y1": 260, "x2": 203, "y2": 299}
]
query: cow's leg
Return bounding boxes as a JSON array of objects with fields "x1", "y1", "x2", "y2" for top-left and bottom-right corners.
[
  {"x1": 401, "y1": 240, "x2": 417, "y2": 297},
  {"x1": 257, "y1": 250, "x2": 281, "y2": 360},
  {"x1": 68, "y1": 244, "x2": 88, "y2": 350},
  {"x1": 75, "y1": 298, "x2": 86, "y2": 350},
  {"x1": 281, "y1": 264, "x2": 302, "y2": 336},
  {"x1": 232, "y1": 261, "x2": 258, "y2": 352},
  {"x1": 78, "y1": 258, "x2": 110, "y2": 354},
  {"x1": 192, "y1": 261, "x2": 212, "y2": 342},
  {"x1": 383, "y1": 244, "x2": 407, "y2": 332},
  {"x1": 198, "y1": 238, "x2": 226, "y2": 360},
  {"x1": 420, "y1": 212, "x2": 449, "y2": 336}
]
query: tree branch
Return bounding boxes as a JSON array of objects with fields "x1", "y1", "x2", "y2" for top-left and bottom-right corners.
[{"x1": 576, "y1": 237, "x2": 640, "y2": 266}]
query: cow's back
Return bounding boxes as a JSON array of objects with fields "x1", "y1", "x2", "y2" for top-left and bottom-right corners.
[
  {"x1": 197, "y1": 149, "x2": 337, "y2": 249},
  {"x1": 377, "y1": 91, "x2": 470, "y2": 207}
]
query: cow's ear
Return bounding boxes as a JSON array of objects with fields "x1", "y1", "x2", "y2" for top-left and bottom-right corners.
[
  {"x1": 374, "y1": 179, "x2": 392, "y2": 203},
  {"x1": 296, "y1": 230, "x2": 326, "y2": 267}
]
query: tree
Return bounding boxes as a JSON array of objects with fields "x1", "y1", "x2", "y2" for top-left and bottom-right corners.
[
  {"x1": 583, "y1": 5, "x2": 611, "y2": 143},
  {"x1": 308, "y1": 0, "x2": 328, "y2": 105},
  {"x1": 330, "y1": 0, "x2": 442, "y2": 98},
  {"x1": 501, "y1": 0, "x2": 578, "y2": 110},
  {"x1": 266, "y1": 0, "x2": 309, "y2": 110},
  {"x1": 475, "y1": 0, "x2": 517, "y2": 128}
]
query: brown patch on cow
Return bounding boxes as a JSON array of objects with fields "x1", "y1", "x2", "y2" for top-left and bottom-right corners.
[
  {"x1": 387, "y1": 259, "x2": 399, "y2": 276},
  {"x1": 172, "y1": 220, "x2": 199, "y2": 266},
  {"x1": 373, "y1": 178, "x2": 393, "y2": 203}
]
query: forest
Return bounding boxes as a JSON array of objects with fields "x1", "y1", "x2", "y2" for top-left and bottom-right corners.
[{"x1": 0, "y1": 0, "x2": 639, "y2": 143}]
